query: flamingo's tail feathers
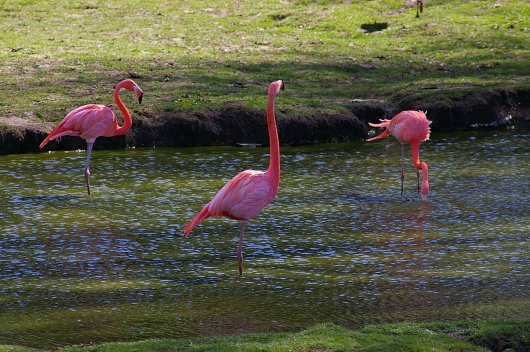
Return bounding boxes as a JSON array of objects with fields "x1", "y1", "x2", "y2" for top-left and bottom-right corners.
[
  {"x1": 182, "y1": 203, "x2": 211, "y2": 236},
  {"x1": 39, "y1": 121, "x2": 70, "y2": 149},
  {"x1": 39, "y1": 134, "x2": 54, "y2": 149},
  {"x1": 366, "y1": 129, "x2": 391, "y2": 142},
  {"x1": 368, "y1": 119, "x2": 391, "y2": 128},
  {"x1": 367, "y1": 119, "x2": 392, "y2": 141}
]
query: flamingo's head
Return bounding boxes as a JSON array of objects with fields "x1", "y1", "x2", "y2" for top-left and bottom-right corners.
[
  {"x1": 133, "y1": 83, "x2": 143, "y2": 104},
  {"x1": 118, "y1": 79, "x2": 143, "y2": 104},
  {"x1": 269, "y1": 80, "x2": 284, "y2": 97},
  {"x1": 421, "y1": 180, "x2": 429, "y2": 199}
]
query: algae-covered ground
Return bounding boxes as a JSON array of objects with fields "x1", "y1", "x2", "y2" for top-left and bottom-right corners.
[
  {"x1": 1, "y1": 321, "x2": 528, "y2": 352},
  {"x1": 0, "y1": 0, "x2": 528, "y2": 127}
]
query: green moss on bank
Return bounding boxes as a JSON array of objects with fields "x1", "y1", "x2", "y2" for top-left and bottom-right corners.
[
  {"x1": 0, "y1": 0, "x2": 528, "y2": 123},
  {"x1": 2, "y1": 320, "x2": 528, "y2": 352}
]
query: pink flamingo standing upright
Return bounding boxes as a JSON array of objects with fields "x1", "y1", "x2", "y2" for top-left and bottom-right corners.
[
  {"x1": 367, "y1": 110, "x2": 431, "y2": 198},
  {"x1": 39, "y1": 79, "x2": 143, "y2": 195},
  {"x1": 182, "y1": 80, "x2": 284, "y2": 276}
]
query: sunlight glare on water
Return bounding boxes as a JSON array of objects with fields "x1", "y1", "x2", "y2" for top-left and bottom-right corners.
[{"x1": 0, "y1": 129, "x2": 529, "y2": 348}]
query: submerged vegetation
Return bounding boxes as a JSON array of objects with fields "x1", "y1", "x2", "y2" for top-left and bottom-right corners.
[{"x1": 0, "y1": 0, "x2": 528, "y2": 123}]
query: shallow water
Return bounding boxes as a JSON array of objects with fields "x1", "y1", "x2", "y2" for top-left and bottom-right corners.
[{"x1": 0, "y1": 129, "x2": 529, "y2": 349}]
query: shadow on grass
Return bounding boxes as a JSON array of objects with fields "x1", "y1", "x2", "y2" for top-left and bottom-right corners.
[{"x1": 360, "y1": 22, "x2": 388, "y2": 33}]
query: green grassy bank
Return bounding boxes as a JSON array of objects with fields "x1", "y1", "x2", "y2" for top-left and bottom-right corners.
[
  {"x1": 0, "y1": 0, "x2": 528, "y2": 125},
  {"x1": 1, "y1": 321, "x2": 528, "y2": 352}
]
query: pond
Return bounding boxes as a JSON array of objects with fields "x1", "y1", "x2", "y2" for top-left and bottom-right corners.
[{"x1": 0, "y1": 128, "x2": 529, "y2": 349}]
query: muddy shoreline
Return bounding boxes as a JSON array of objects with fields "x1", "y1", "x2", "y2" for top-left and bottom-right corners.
[{"x1": 1, "y1": 88, "x2": 529, "y2": 155}]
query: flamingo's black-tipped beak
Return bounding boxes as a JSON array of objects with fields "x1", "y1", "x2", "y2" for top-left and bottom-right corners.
[
  {"x1": 138, "y1": 93, "x2": 143, "y2": 104},
  {"x1": 280, "y1": 82, "x2": 285, "y2": 91}
]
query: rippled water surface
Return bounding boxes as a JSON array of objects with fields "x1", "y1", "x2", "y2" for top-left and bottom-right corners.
[{"x1": 0, "y1": 129, "x2": 529, "y2": 348}]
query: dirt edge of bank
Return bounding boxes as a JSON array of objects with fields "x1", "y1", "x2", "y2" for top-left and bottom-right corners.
[{"x1": 1, "y1": 88, "x2": 528, "y2": 155}]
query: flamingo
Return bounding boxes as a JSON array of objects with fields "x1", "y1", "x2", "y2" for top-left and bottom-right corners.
[
  {"x1": 182, "y1": 80, "x2": 284, "y2": 276},
  {"x1": 39, "y1": 79, "x2": 143, "y2": 195},
  {"x1": 367, "y1": 110, "x2": 431, "y2": 198},
  {"x1": 405, "y1": 0, "x2": 424, "y2": 18}
]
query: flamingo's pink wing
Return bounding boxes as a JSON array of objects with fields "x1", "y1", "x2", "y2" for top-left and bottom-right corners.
[
  {"x1": 209, "y1": 170, "x2": 278, "y2": 221},
  {"x1": 389, "y1": 111, "x2": 431, "y2": 144},
  {"x1": 39, "y1": 105, "x2": 116, "y2": 148}
]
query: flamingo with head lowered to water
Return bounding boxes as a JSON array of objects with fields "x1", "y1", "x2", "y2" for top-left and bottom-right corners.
[{"x1": 367, "y1": 110, "x2": 431, "y2": 198}]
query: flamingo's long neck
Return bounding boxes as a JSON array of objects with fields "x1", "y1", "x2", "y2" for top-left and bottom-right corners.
[
  {"x1": 410, "y1": 140, "x2": 430, "y2": 196},
  {"x1": 420, "y1": 161, "x2": 429, "y2": 197},
  {"x1": 113, "y1": 82, "x2": 133, "y2": 136},
  {"x1": 410, "y1": 140, "x2": 422, "y2": 170},
  {"x1": 266, "y1": 94, "x2": 280, "y2": 181}
]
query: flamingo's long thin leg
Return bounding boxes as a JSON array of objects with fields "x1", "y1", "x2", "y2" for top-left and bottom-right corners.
[
  {"x1": 84, "y1": 142, "x2": 94, "y2": 195},
  {"x1": 400, "y1": 143, "x2": 405, "y2": 196},
  {"x1": 237, "y1": 221, "x2": 247, "y2": 277}
]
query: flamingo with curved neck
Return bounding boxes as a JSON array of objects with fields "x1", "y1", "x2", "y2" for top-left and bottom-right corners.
[
  {"x1": 39, "y1": 79, "x2": 143, "y2": 195},
  {"x1": 367, "y1": 110, "x2": 431, "y2": 198},
  {"x1": 182, "y1": 80, "x2": 284, "y2": 276}
]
